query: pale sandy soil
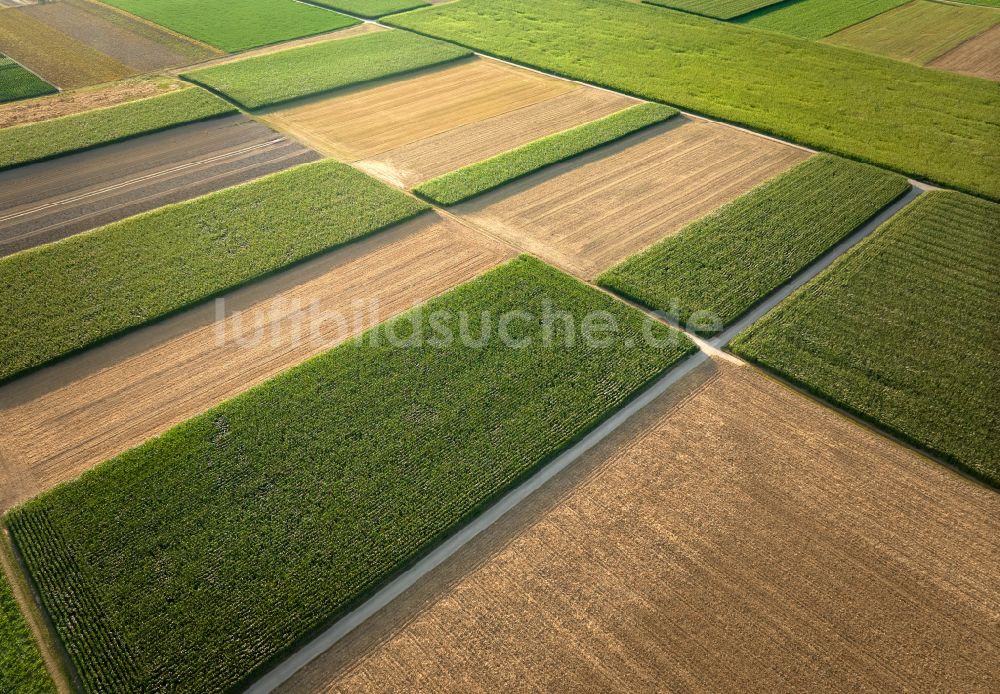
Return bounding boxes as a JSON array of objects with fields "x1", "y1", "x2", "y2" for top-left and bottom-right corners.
[
  {"x1": 354, "y1": 87, "x2": 639, "y2": 188},
  {"x1": 454, "y1": 117, "x2": 809, "y2": 279},
  {"x1": 281, "y1": 359, "x2": 1000, "y2": 694},
  {"x1": 0, "y1": 213, "x2": 514, "y2": 511},
  {"x1": 930, "y1": 23, "x2": 1000, "y2": 81},
  {"x1": 264, "y1": 58, "x2": 577, "y2": 161}
]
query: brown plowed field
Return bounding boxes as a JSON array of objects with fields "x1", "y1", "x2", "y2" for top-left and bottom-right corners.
[
  {"x1": 930, "y1": 23, "x2": 1000, "y2": 81},
  {"x1": 455, "y1": 117, "x2": 810, "y2": 278},
  {"x1": 265, "y1": 58, "x2": 577, "y2": 162},
  {"x1": 0, "y1": 213, "x2": 514, "y2": 510},
  {"x1": 355, "y1": 88, "x2": 639, "y2": 187},
  {"x1": 282, "y1": 359, "x2": 1000, "y2": 694}
]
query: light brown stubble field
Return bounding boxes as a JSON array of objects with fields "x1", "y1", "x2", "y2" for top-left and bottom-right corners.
[
  {"x1": 930, "y1": 23, "x2": 1000, "y2": 81},
  {"x1": 281, "y1": 359, "x2": 1000, "y2": 694}
]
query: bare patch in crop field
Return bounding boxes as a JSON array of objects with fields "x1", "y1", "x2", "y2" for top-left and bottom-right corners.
[
  {"x1": 282, "y1": 360, "x2": 1000, "y2": 694},
  {"x1": 454, "y1": 117, "x2": 808, "y2": 278},
  {"x1": 265, "y1": 58, "x2": 577, "y2": 162},
  {"x1": 0, "y1": 213, "x2": 513, "y2": 510},
  {"x1": 930, "y1": 23, "x2": 1000, "y2": 81}
]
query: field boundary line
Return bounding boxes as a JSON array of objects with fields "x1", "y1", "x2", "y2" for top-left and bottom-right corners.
[
  {"x1": 75, "y1": 0, "x2": 225, "y2": 56},
  {"x1": 1, "y1": 53, "x2": 61, "y2": 95}
]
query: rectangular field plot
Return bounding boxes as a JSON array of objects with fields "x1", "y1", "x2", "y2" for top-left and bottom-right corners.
[
  {"x1": 646, "y1": 0, "x2": 783, "y2": 20},
  {"x1": 283, "y1": 360, "x2": 1000, "y2": 694},
  {"x1": 453, "y1": 117, "x2": 809, "y2": 278},
  {"x1": 735, "y1": 0, "x2": 911, "y2": 40},
  {"x1": 732, "y1": 191, "x2": 1000, "y2": 485},
  {"x1": 6, "y1": 257, "x2": 693, "y2": 693},
  {"x1": 930, "y1": 23, "x2": 1000, "y2": 81},
  {"x1": 0, "y1": 213, "x2": 513, "y2": 511},
  {"x1": 0, "y1": 53, "x2": 55, "y2": 103},
  {"x1": 823, "y1": 0, "x2": 1000, "y2": 64}
]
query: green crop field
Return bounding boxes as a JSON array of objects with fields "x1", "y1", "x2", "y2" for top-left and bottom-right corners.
[
  {"x1": 731, "y1": 191, "x2": 1000, "y2": 486},
  {"x1": 6, "y1": 256, "x2": 695, "y2": 693},
  {"x1": 308, "y1": 0, "x2": 430, "y2": 18},
  {"x1": 386, "y1": 0, "x2": 1000, "y2": 201},
  {"x1": 183, "y1": 30, "x2": 472, "y2": 110},
  {"x1": 824, "y1": 0, "x2": 1000, "y2": 64},
  {"x1": 0, "y1": 54, "x2": 57, "y2": 103},
  {"x1": 645, "y1": 0, "x2": 783, "y2": 20},
  {"x1": 735, "y1": 0, "x2": 911, "y2": 39},
  {"x1": 415, "y1": 102, "x2": 678, "y2": 205},
  {"x1": 0, "y1": 87, "x2": 235, "y2": 171},
  {"x1": 98, "y1": 0, "x2": 359, "y2": 52},
  {"x1": 0, "y1": 568, "x2": 55, "y2": 693},
  {"x1": 598, "y1": 155, "x2": 910, "y2": 334},
  {"x1": 0, "y1": 161, "x2": 427, "y2": 384}
]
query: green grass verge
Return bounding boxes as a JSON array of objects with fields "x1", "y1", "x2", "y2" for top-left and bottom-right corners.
[
  {"x1": 0, "y1": 87, "x2": 235, "y2": 171},
  {"x1": 6, "y1": 255, "x2": 695, "y2": 693},
  {"x1": 735, "y1": 0, "x2": 911, "y2": 39},
  {"x1": 414, "y1": 102, "x2": 678, "y2": 206},
  {"x1": 182, "y1": 29, "x2": 472, "y2": 110},
  {"x1": 730, "y1": 191, "x2": 1000, "y2": 486},
  {"x1": 97, "y1": 0, "x2": 359, "y2": 52},
  {"x1": 307, "y1": 0, "x2": 430, "y2": 18},
  {"x1": 386, "y1": 0, "x2": 1000, "y2": 201},
  {"x1": 823, "y1": 0, "x2": 1000, "y2": 64},
  {"x1": 0, "y1": 54, "x2": 57, "y2": 103},
  {"x1": 598, "y1": 155, "x2": 910, "y2": 334},
  {"x1": 0, "y1": 160, "x2": 427, "y2": 384},
  {"x1": 0, "y1": 567, "x2": 55, "y2": 693},
  {"x1": 645, "y1": 0, "x2": 783, "y2": 20}
]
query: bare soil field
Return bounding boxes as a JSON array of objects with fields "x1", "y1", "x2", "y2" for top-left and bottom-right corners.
[
  {"x1": 455, "y1": 117, "x2": 809, "y2": 278},
  {"x1": 0, "y1": 114, "x2": 319, "y2": 255},
  {"x1": 355, "y1": 87, "x2": 639, "y2": 188},
  {"x1": 282, "y1": 359, "x2": 1000, "y2": 694},
  {"x1": 0, "y1": 7, "x2": 134, "y2": 88},
  {"x1": 265, "y1": 58, "x2": 577, "y2": 162},
  {"x1": 0, "y1": 213, "x2": 514, "y2": 511},
  {"x1": 930, "y1": 23, "x2": 1000, "y2": 81}
]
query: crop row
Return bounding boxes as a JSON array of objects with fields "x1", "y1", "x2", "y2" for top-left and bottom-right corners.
[
  {"x1": 0, "y1": 560, "x2": 55, "y2": 693},
  {"x1": 0, "y1": 54, "x2": 56, "y2": 104}
]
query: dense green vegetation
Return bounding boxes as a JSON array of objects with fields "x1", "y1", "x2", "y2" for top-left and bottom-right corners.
[
  {"x1": 309, "y1": 0, "x2": 429, "y2": 18},
  {"x1": 0, "y1": 568, "x2": 55, "y2": 693},
  {"x1": 8, "y1": 256, "x2": 695, "y2": 693},
  {"x1": 387, "y1": 0, "x2": 1000, "y2": 201},
  {"x1": 0, "y1": 87, "x2": 235, "y2": 171},
  {"x1": 415, "y1": 102, "x2": 677, "y2": 205},
  {"x1": 599, "y1": 155, "x2": 910, "y2": 333},
  {"x1": 731, "y1": 191, "x2": 1000, "y2": 486},
  {"x1": 735, "y1": 0, "x2": 910, "y2": 39},
  {"x1": 0, "y1": 54, "x2": 56, "y2": 103},
  {"x1": 0, "y1": 161, "x2": 427, "y2": 383},
  {"x1": 98, "y1": 0, "x2": 359, "y2": 52},
  {"x1": 183, "y1": 30, "x2": 472, "y2": 110},
  {"x1": 645, "y1": 0, "x2": 782, "y2": 20}
]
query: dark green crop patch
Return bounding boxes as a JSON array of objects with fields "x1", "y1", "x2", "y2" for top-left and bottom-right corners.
[
  {"x1": 0, "y1": 567, "x2": 55, "y2": 693},
  {"x1": 0, "y1": 54, "x2": 57, "y2": 104}
]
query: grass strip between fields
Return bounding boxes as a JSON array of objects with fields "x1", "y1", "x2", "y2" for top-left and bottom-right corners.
[
  {"x1": 0, "y1": 564, "x2": 55, "y2": 693},
  {"x1": 414, "y1": 102, "x2": 677, "y2": 205},
  {"x1": 0, "y1": 87, "x2": 235, "y2": 171},
  {"x1": 731, "y1": 191, "x2": 1000, "y2": 486},
  {"x1": 0, "y1": 160, "x2": 428, "y2": 384},
  {"x1": 644, "y1": 0, "x2": 783, "y2": 20},
  {"x1": 306, "y1": 0, "x2": 430, "y2": 19},
  {"x1": 598, "y1": 155, "x2": 910, "y2": 334},
  {"x1": 734, "y1": 0, "x2": 912, "y2": 40},
  {"x1": 6, "y1": 255, "x2": 695, "y2": 693},
  {"x1": 0, "y1": 54, "x2": 57, "y2": 104},
  {"x1": 182, "y1": 30, "x2": 473, "y2": 110},
  {"x1": 386, "y1": 0, "x2": 1000, "y2": 201}
]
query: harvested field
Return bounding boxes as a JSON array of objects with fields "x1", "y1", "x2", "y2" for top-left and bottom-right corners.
[
  {"x1": 265, "y1": 58, "x2": 577, "y2": 161},
  {"x1": 283, "y1": 359, "x2": 1000, "y2": 694},
  {"x1": 356, "y1": 87, "x2": 639, "y2": 188},
  {"x1": 0, "y1": 114, "x2": 319, "y2": 256},
  {"x1": 0, "y1": 212, "x2": 513, "y2": 511},
  {"x1": 0, "y1": 7, "x2": 134, "y2": 88},
  {"x1": 930, "y1": 22, "x2": 1000, "y2": 80},
  {"x1": 454, "y1": 117, "x2": 809, "y2": 278}
]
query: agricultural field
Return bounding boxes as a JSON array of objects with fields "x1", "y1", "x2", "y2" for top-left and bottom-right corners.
[
  {"x1": 453, "y1": 117, "x2": 808, "y2": 278},
  {"x1": 7, "y1": 257, "x2": 694, "y2": 692},
  {"x1": 735, "y1": 0, "x2": 912, "y2": 40},
  {"x1": 309, "y1": 0, "x2": 430, "y2": 17},
  {"x1": 182, "y1": 30, "x2": 472, "y2": 110},
  {"x1": 97, "y1": 0, "x2": 360, "y2": 52},
  {"x1": 0, "y1": 53, "x2": 54, "y2": 103},
  {"x1": 282, "y1": 359, "x2": 1000, "y2": 693},
  {"x1": 0, "y1": 564, "x2": 55, "y2": 693},
  {"x1": 732, "y1": 191, "x2": 1000, "y2": 485},
  {"x1": 598, "y1": 155, "x2": 910, "y2": 332},
  {"x1": 823, "y1": 0, "x2": 1000, "y2": 65},
  {"x1": 0, "y1": 213, "x2": 514, "y2": 511},
  {"x1": 387, "y1": 0, "x2": 1000, "y2": 200},
  {"x1": 645, "y1": 0, "x2": 783, "y2": 20},
  {"x1": 930, "y1": 23, "x2": 1000, "y2": 80},
  {"x1": 0, "y1": 161, "x2": 426, "y2": 383}
]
